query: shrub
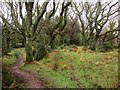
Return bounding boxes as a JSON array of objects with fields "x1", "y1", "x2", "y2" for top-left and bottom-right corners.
[
  {"x1": 14, "y1": 51, "x2": 20, "y2": 58},
  {"x1": 98, "y1": 41, "x2": 113, "y2": 52},
  {"x1": 89, "y1": 46, "x2": 96, "y2": 51},
  {"x1": 2, "y1": 64, "x2": 14, "y2": 88},
  {"x1": 69, "y1": 33, "x2": 81, "y2": 45},
  {"x1": 34, "y1": 43, "x2": 47, "y2": 61},
  {"x1": 2, "y1": 64, "x2": 25, "y2": 88},
  {"x1": 69, "y1": 45, "x2": 78, "y2": 49},
  {"x1": 57, "y1": 44, "x2": 67, "y2": 49},
  {"x1": 63, "y1": 35, "x2": 70, "y2": 45}
]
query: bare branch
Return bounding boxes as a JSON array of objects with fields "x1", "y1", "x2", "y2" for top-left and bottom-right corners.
[
  {"x1": 48, "y1": 0, "x2": 56, "y2": 19},
  {"x1": 18, "y1": 2, "x2": 25, "y2": 23},
  {"x1": 32, "y1": 1, "x2": 50, "y2": 35}
]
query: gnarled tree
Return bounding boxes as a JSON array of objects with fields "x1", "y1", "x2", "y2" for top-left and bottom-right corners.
[
  {"x1": 0, "y1": 0, "x2": 71, "y2": 62},
  {"x1": 72, "y1": 0, "x2": 120, "y2": 50}
]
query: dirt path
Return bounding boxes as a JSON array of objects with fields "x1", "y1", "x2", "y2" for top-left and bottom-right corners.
[{"x1": 11, "y1": 55, "x2": 46, "y2": 88}]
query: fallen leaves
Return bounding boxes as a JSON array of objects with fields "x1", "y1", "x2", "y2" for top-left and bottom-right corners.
[
  {"x1": 95, "y1": 61, "x2": 99, "y2": 65},
  {"x1": 95, "y1": 60, "x2": 105, "y2": 65},
  {"x1": 63, "y1": 66, "x2": 70, "y2": 70},
  {"x1": 31, "y1": 47, "x2": 117, "y2": 88},
  {"x1": 66, "y1": 53, "x2": 70, "y2": 57},
  {"x1": 80, "y1": 57, "x2": 85, "y2": 61},
  {"x1": 47, "y1": 64, "x2": 53, "y2": 68},
  {"x1": 77, "y1": 51, "x2": 81, "y2": 55},
  {"x1": 73, "y1": 48, "x2": 78, "y2": 52},
  {"x1": 59, "y1": 56, "x2": 64, "y2": 59},
  {"x1": 61, "y1": 61, "x2": 67, "y2": 65},
  {"x1": 105, "y1": 56, "x2": 113, "y2": 60},
  {"x1": 32, "y1": 61, "x2": 40, "y2": 65},
  {"x1": 53, "y1": 50, "x2": 59, "y2": 52},
  {"x1": 81, "y1": 65, "x2": 86, "y2": 70},
  {"x1": 70, "y1": 59, "x2": 74, "y2": 62},
  {"x1": 63, "y1": 49, "x2": 67, "y2": 52}
]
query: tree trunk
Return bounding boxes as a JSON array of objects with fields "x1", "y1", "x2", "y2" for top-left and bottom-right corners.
[
  {"x1": 82, "y1": 36, "x2": 88, "y2": 48},
  {"x1": 25, "y1": 40, "x2": 33, "y2": 63},
  {"x1": 92, "y1": 35, "x2": 99, "y2": 51},
  {"x1": 25, "y1": 2, "x2": 34, "y2": 63},
  {"x1": 50, "y1": 35, "x2": 56, "y2": 49}
]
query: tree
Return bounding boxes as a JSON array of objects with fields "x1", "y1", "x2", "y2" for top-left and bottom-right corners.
[
  {"x1": 0, "y1": 0, "x2": 71, "y2": 62},
  {"x1": 2, "y1": 22, "x2": 11, "y2": 55},
  {"x1": 98, "y1": 21, "x2": 117, "y2": 52},
  {"x1": 72, "y1": 1, "x2": 119, "y2": 50},
  {"x1": 62, "y1": 15, "x2": 80, "y2": 45},
  {"x1": 42, "y1": 1, "x2": 71, "y2": 49},
  {"x1": 0, "y1": 0, "x2": 53, "y2": 63},
  {"x1": 0, "y1": 22, "x2": 2, "y2": 58}
]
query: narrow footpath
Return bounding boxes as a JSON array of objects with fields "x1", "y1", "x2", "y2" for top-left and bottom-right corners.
[{"x1": 11, "y1": 55, "x2": 46, "y2": 88}]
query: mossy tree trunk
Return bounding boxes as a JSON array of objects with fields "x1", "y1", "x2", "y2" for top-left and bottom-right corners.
[
  {"x1": 25, "y1": 2, "x2": 34, "y2": 63},
  {"x1": 1, "y1": 1, "x2": 71, "y2": 63},
  {"x1": 24, "y1": 1, "x2": 50, "y2": 63},
  {"x1": 2, "y1": 23, "x2": 11, "y2": 55}
]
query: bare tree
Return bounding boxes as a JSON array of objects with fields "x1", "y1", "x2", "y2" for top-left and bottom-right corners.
[
  {"x1": 45, "y1": 1, "x2": 71, "y2": 49},
  {"x1": 72, "y1": 0, "x2": 119, "y2": 50}
]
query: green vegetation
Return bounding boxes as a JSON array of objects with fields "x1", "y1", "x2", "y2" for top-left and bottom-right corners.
[
  {"x1": 2, "y1": 64, "x2": 25, "y2": 88},
  {"x1": 2, "y1": 47, "x2": 118, "y2": 88},
  {"x1": 2, "y1": 48, "x2": 25, "y2": 65},
  {"x1": 1, "y1": 0, "x2": 119, "y2": 88},
  {"x1": 2, "y1": 48, "x2": 26, "y2": 88},
  {"x1": 21, "y1": 64, "x2": 77, "y2": 88}
]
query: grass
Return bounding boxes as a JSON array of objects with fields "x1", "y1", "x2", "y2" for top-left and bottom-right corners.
[
  {"x1": 2, "y1": 55, "x2": 16, "y2": 65},
  {"x1": 2, "y1": 48, "x2": 25, "y2": 65},
  {"x1": 2, "y1": 46, "x2": 118, "y2": 88},
  {"x1": 21, "y1": 63, "x2": 77, "y2": 88},
  {"x1": 31, "y1": 47, "x2": 118, "y2": 88},
  {"x1": 2, "y1": 48, "x2": 26, "y2": 88}
]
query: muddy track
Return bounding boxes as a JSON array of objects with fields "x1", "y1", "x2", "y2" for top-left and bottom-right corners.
[{"x1": 11, "y1": 55, "x2": 47, "y2": 88}]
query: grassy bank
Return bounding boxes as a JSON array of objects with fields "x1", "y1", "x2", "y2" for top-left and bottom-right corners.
[{"x1": 2, "y1": 46, "x2": 118, "y2": 88}]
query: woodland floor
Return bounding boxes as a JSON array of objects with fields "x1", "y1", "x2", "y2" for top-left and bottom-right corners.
[
  {"x1": 2, "y1": 47, "x2": 118, "y2": 88},
  {"x1": 10, "y1": 55, "x2": 47, "y2": 88}
]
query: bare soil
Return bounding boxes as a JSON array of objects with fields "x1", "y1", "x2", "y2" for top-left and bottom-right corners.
[{"x1": 11, "y1": 55, "x2": 47, "y2": 88}]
